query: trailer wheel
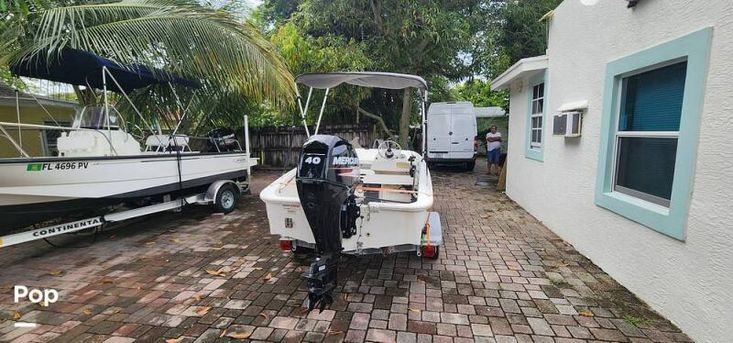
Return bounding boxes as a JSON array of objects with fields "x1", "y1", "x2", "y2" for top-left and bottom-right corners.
[{"x1": 214, "y1": 183, "x2": 240, "y2": 214}]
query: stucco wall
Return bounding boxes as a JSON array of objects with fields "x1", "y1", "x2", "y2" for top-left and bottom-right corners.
[
  {"x1": 505, "y1": 1, "x2": 733, "y2": 342},
  {"x1": 0, "y1": 104, "x2": 76, "y2": 157}
]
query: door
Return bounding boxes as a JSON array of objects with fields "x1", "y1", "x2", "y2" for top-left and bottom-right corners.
[
  {"x1": 450, "y1": 113, "x2": 476, "y2": 158},
  {"x1": 427, "y1": 112, "x2": 452, "y2": 158}
]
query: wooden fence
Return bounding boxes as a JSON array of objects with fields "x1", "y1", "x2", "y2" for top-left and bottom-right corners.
[{"x1": 239, "y1": 125, "x2": 376, "y2": 169}]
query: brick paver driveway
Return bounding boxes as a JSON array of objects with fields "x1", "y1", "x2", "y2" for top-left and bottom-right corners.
[{"x1": 0, "y1": 163, "x2": 692, "y2": 342}]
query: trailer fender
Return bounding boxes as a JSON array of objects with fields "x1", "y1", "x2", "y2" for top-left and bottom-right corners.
[{"x1": 204, "y1": 180, "x2": 240, "y2": 204}]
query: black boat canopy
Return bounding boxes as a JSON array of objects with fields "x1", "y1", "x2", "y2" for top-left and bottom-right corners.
[
  {"x1": 296, "y1": 72, "x2": 428, "y2": 91},
  {"x1": 10, "y1": 48, "x2": 199, "y2": 93}
]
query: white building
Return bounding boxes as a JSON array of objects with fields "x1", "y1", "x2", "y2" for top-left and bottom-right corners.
[{"x1": 491, "y1": 1, "x2": 733, "y2": 342}]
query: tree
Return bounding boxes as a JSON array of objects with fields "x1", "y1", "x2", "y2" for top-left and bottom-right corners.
[
  {"x1": 467, "y1": 0, "x2": 563, "y2": 79},
  {"x1": 270, "y1": 22, "x2": 373, "y2": 123},
  {"x1": 260, "y1": 0, "x2": 476, "y2": 146},
  {"x1": 451, "y1": 79, "x2": 507, "y2": 110},
  {"x1": 0, "y1": 0, "x2": 295, "y2": 131}
]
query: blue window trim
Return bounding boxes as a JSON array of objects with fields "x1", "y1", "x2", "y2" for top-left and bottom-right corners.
[
  {"x1": 595, "y1": 27, "x2": 712, "y2": 240},
  {"x1": 525, "y1": 71, "x2": 547, "y2": 161}
]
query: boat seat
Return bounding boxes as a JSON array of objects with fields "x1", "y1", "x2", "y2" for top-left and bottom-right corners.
[
  {"x1": 370, "y1": 158, "x2": 412, "y2": 174},
  {"x1": 361, "y1": 173, "x2": 414, "y2": 186},
  {"x1": 145, "y1": 135, "x2": 190, "y2": 152}
]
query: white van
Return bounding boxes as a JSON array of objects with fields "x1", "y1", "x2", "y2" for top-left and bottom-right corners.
[{"x1": 426, "y1": 101, "x2": 477, "y2": 170}]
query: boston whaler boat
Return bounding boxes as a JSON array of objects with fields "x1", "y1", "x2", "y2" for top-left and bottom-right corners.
[
  {"x1": 259, "y1": 72, "x2": 442, "y2": 310},
  {"x1": 0, "y1": 49, "x2": 256, "y2": 247}
]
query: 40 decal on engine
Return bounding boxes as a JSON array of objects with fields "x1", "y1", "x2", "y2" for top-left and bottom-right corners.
[{"x1": 27, "y1": 162, "x2": 90, "y2": 171}]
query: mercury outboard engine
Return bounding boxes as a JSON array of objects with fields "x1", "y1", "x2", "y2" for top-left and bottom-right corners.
[
  {"x1": 296, "y1": 135, "x2": 361, "y2": 311},
  {"x1": 206, "y1": 128, "x2": 240, "y2": 152}
]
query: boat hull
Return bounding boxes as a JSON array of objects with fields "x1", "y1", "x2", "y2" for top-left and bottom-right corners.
[
  {"x1": 0, "y1": 152, "x2": 253, "y2": 232},
  {"x1": 260, "y1": 148, "x2": 435, "y2": 253}
]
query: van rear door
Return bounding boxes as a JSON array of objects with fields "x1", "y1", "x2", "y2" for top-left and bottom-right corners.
[
  {"x1": 450, "y1": 110, "x2": 476, "y2": 158},
  {"x1": 427, "y1": 110, "x2": 452, "y2": 159}
]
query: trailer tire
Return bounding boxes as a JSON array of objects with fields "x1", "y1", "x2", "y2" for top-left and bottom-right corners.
[{"x1": 214, "y1": 183, "x2": 240, "y2": 214}]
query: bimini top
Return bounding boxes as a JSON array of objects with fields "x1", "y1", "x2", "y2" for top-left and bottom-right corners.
[
  {"x1": 296, "y1": 72, "x2": 427, "y2": 91},
  {"x1": 10, "y1": 48, "x2": 199, "y2": 93}
]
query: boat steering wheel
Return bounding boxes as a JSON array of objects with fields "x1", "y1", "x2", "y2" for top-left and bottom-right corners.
[{"x1": 377, "y1": 140, "x2": 402, "y2": 159}]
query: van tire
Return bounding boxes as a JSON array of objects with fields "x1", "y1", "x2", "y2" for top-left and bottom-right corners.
[{"x1": 466, "y1": 161, "x2": 475, "y2": 171}]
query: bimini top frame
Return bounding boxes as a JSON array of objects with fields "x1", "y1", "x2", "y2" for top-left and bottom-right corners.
[
  {"x1": 4, "y1": 48, "x2": 200, "y2": 157},
  {"x1": 294, "y1": 72, "x2": 429, "y2": 155}
]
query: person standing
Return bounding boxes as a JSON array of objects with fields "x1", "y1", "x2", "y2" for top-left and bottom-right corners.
[{"x1": 485, "y1": 125, "x2": 502, "y2": 175}]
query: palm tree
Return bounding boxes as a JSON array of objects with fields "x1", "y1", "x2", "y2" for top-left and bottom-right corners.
[{"x1": 0, "y1": 0, "x2": 295, "y2": 130}]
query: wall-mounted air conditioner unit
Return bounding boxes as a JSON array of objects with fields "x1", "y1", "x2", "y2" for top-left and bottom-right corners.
[
  {"x1": 554, "y1": 100, "x2": 587, "y2": 138},
  {"x1": 553, "y1": 111, "x2": 582, "y2": 137}
]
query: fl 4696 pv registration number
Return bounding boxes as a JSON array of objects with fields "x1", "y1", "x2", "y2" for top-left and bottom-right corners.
[{"x1": 26, "y1": 162, "x2": 89, "y2": 171}]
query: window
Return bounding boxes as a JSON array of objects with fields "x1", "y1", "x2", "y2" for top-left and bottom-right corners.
[
  {"x1": 595, "y1": 27, "x2": 712, "y2": 240},
  {"x1": 613, "y1": 61, "x2": 687, "y2": 207},
  {"x1": 525, "y1": 72, "x2": 546, "y2": 161},
  {"x1": 530, "y1": 83, "x2": 544, "y2": 148}
]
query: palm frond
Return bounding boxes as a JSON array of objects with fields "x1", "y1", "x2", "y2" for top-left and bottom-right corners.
[{"x1": 4, "y1": 0, "x2": 295, "y2": 108}]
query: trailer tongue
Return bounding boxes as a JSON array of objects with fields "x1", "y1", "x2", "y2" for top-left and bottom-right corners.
[{"x1": 295, "y1": 135, "x2": 360, "y2": 311}]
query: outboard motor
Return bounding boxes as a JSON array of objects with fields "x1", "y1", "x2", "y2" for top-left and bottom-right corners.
[
  {"x1": 206, "y1": 128, "x2": 240, "y2": 152},
  {"x1": 296, "y1": 135, "x2": 361, "y2": 311}
]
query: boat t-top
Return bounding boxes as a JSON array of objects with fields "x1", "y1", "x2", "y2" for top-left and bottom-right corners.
[
  {"x1": 0, "y1": 48, "x2": 257, "y2": 247},
  {"x1": 259, "y1": 72, "x2": 442, "y2": 310}
]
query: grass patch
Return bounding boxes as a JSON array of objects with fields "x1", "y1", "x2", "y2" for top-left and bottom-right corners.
[
  {"x1": 549, "y1": 278, "x2": 572, "y2": 289},
  {"x1": 623, "y1": 314, "x2": 649, "y2": 327}
]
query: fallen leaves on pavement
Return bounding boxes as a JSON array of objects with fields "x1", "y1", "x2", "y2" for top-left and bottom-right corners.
[
  {"x1": 205, "y1": 266, "x2": 232, "y2": 277},
  {"x1": 224, "y1": 330, "x2": 252, "y2": 340},
  {"x1": 327, "y1": 329, "x2": 343, "y2": 336},
  {"x1": 578, "y1": 310, "x2": 594, "y2": 317},
  {"x1": 195, "y1": 306, "x2": 211, "y2": 316}
]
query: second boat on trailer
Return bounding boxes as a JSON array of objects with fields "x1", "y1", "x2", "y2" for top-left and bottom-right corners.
[
  {"x1": 0, "y1": 48, "x2": 257, "y2": 246},
  {"x1": 259, "y1": 72, "x2": 443, "y2": 310}
]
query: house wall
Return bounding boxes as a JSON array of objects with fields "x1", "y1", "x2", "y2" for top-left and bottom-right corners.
[
  {"x1": 0, "y1": 103, "x2": 76, "y2": 157},
  {"x1": 505, "y1": 1, "x2": 733, "y2": 342}
]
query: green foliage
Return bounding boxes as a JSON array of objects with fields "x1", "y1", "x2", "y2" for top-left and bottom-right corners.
[
  {"x1": 260, "y1": 0, "x2": 478, "y2": 143},
  {"x1": 271, "y1": 23, "x2": 372, "y2": 76},
  {"x1": 267, "y1": 22, "x2": 373, "y2": 126},
  {"x1": 477, "y1": 116, "x2": 508, "y2": 153},
  {"x1": 1, "y1": 0, "x2": 296, "y2": 133},
  {"x1": 0, "y1": 66, "x2": 27, "y2": 91},
  {"x1": 457, "y1": 0, "x2": 563, "y2": 79},
  {"x1": 451, "y1": 79, "x2": 508, "y2": 109},
  {"x1": 498, "y1": 0, "x2": 562, "y2": 65}
]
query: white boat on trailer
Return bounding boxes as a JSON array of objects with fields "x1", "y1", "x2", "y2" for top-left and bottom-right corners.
[
  {"x1": 259, "y1": 72, "x2": 442, "y2": 310},
  {"x1": 0, "y1": 48, "x2": 256, "y2": 247}
]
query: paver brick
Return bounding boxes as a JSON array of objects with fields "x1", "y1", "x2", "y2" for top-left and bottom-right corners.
[
  {"x1": 472, "y1": 323, "x2": 494, "y2": 337},
  {"x1": 388, "y1": 313, "x2": 407, "y2": 330},
  {"x1": 397, "y1": 331, "x2": 417, "y2": 343},
  {"x1": 0, "y1": 167, "x2": 692, "y2": 343},
  {"x1": 269, "y1": 316, "x2": 299, "y2": 330},
  {"x1": 366, "y1": 328, "x2": 396, "y2": 342},
  {"x1": 440, "y1": 312, "x2": 469, "y2": 325}
]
